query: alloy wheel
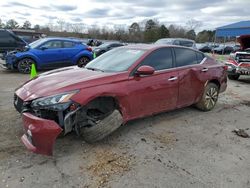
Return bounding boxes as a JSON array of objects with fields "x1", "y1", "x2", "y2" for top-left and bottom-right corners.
[
  {"x1": 18, "y1": 59, "x2": 33, "y2": 73},
  {"x1": 204, "y1": 87, "x2": 218, "y2": 109},
  {"x1": 78, "y1": 57, "x2": 90, "y2": 67}
]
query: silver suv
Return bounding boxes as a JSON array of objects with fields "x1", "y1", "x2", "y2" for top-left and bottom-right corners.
[{"x1": 155, "y1": 38, "x2": 197, "y2": 49}]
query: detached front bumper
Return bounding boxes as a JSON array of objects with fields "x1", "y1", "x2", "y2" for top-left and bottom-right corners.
[{"x1": 21, "y1": 112, "x2": 63, "y2": 156}]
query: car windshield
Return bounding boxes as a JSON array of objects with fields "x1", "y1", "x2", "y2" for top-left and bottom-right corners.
[
  {"x1": 155, "y1": 39, "x2": 173, "y2": 44},
  {"x1": 29, "y1": 38, "x2": 47, "y2": 48},
  {"x1": 85, "y1": 48, "x2": 145, "y2": 72}
]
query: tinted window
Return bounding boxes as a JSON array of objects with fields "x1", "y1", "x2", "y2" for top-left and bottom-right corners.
[
  {"x1": 115, "y1": 44, "x2": 123, "y2": 47},
  {"x1": 196, "y1": 52, "x2": 204, "y2": 63},
  {"x1": 63, "y1": 41, "x2": 75, "y2": 48},
  {"x1": 179, "y1": 41, "x2": 194, "y2": 47},
  {"x1": 141, "y1": 48, "x2": 173, "y2": 70},
  {"x1": 0, "y1": 31, "x2": 15, "y2": 43},
  {"x1": 173, "y1": 40, "x2": 180, "y2": 45},
  {"x1": 175, "y1": 48, "x2": 197, "y2": 67},
  {"x1": 41, "y1": 40, "x2": 63, "y2": 49}
]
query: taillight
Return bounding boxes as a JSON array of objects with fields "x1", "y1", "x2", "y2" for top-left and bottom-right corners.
[{"x1": 86, "y1": 47, "x2": 92, "y2": 52}]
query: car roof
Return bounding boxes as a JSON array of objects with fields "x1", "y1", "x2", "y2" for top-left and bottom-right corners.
[
  {"x1": 122, "y1": 44, "x2": 198, "y2": 51},
  {"x1": 44, "y1": 37, "x2": 82, "y2": 43},
  {"x1": 157, "y1": 38, "x2": 195, "y2": 42}
]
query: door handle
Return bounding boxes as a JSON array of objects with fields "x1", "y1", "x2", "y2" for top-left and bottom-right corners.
[
  {"x1": 201, "y1": 68, "x2": 208, "y2": 72},
  {"x1": 168, "y1": 76, "x2": 178, "y2": 81}
]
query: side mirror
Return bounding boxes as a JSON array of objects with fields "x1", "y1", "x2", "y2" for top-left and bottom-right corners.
[
  {"x1": 40, "y1": 46, "x2": 48, "y2": 50},
  {"x1": 136, "y1": 65, "x2": 155, "y2": 76}
]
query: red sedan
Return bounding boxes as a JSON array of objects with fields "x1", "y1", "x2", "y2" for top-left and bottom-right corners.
[{"x1": 14, "y1": 45, "x2": 227, "y2": 155}]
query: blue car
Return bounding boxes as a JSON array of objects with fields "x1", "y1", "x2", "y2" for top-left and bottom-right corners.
[{"x1": 4, "y1": 37, "x2": 93, "y2": 73}]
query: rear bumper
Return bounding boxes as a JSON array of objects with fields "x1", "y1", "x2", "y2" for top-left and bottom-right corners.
[{"x1": 21, "y1": 112, "x2": 63, "y2": 156}]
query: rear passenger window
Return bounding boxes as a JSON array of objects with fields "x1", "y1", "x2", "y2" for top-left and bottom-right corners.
[
  {"x1": 175, "y1": 48, "x2": 197, "y2": 67},
  {"x1": 141, "y1": 48, "x2": 173, "y2": 70},
  {"x1": 63, "y1": 41, "x2": 75, "y2": 48},
  {"x1": 196, "y1": 52, "x2": 204, "y2": 63},
  {"x1": 179, "y1": 41, "x2": 194, "y2": 47}
]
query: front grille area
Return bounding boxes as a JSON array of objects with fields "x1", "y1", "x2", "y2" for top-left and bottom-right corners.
[{"x1": 14, "y1": 94, "x2": 24, "y2": 113}]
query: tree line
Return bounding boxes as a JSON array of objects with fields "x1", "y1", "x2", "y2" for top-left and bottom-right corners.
[{"x1": 0, "y1": 18, "x2": 215, "y2": 43}]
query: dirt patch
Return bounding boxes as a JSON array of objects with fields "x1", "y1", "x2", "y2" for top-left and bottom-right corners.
[
  {"x1": 146, "y1": 131, "x2": 177, "y2": 145},
  {"x1": 86, "y1": 150, "x2": 133, "y2": 187},
  {"x1": 0, "y1": 145, "x2": 25, "y2": 161}
]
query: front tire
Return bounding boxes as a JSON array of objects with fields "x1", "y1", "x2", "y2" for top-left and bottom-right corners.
[
  {"x1": 195, "y1": 83, "x2": 219, "y2": 111},
  {"x1": 17, "y1": 58, "x2": 35, "y2": 74},
  {"x1": 77, "y1": 56, "x2": 90, "y2": 67},
  {"x1": 228, "y1": 74, "x2": 240, "y2": 80},
  {"x1": 80, "y1": 109, "x2": 123, "y2": 143}
]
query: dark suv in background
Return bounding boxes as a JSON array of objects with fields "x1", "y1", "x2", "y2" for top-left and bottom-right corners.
[{"x1": 0, "y1": 29, "x2": 27, "y2": 58}]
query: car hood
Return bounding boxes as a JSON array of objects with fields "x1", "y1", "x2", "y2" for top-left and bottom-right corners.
[
  {"x1": 237, "y1": 35, "x2": 250, "y2": 50},
  {"x1": 16, "y1": 66, "x2": 125, "y2": 101}
]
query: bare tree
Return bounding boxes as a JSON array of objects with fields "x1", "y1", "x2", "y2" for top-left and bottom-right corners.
[
  {"x1": 186, "y1": 19, "x2": 202, "y2": 31},
  {"x1": 57, "y1": 19, "x2": 65, "y2": 32}
]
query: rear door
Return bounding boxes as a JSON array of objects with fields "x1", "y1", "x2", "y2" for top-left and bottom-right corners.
[
  {"x1": 127, "y1": 47, "x2": 179, "y2": 119},
  {"x1": 34, "y1": 40, "x2": 67, "y2": 68},
  {"x1": 61, "y1": 41, "x2": 82, "y2": 65},
  {"x1": 173, "y1": 47, "x2": 208, "y2": 108}
]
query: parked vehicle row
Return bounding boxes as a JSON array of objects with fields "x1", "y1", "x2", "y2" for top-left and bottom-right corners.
[
  {"x1": 196, "y1": 42, "x2": 241, "y2": 54},
  {"x1": 14, "y1": 45, "x2": 227, "y2": 155}
]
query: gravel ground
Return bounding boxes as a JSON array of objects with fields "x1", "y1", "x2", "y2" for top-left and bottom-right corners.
[{"x1": 0, "y1": 63, "x2": 249, "y2": 188}]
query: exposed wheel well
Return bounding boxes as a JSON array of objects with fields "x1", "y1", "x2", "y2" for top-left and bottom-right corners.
[
  {"x1": 208, "y1": 79, "x2": 220, "y2": 89},
  {"x1": 85, "y1": 96, "x2": 120, "y2": 115}
]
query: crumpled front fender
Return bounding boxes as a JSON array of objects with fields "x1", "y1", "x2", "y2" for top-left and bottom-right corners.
[{"x1": 21, "y1": 112, "x2": 63, "y2": 156}]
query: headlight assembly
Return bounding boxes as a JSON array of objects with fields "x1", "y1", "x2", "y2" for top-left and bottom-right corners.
[{"x1": 31, "y1": 90, "x2": 79, "y2": 110}]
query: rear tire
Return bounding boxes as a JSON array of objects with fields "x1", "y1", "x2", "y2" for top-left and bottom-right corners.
[
  {"x1": 195, "y1": 83, "x2": 219, "y2": 111},
  {"x1": 228, "y1": 74, "x2": 240, "y2": 80},
  {"x1": 77, "y1": 56, "x2": 90, "y2": 67},
  {"x1": 17, "y1": 58, "x2": 35, "y2": 74}
]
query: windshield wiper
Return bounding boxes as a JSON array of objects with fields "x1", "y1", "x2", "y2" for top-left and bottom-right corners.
[{"x1": 86, "y1": 67, "x2": 104, "y2": 72}]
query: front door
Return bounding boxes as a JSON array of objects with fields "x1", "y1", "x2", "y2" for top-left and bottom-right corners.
[{"x1": 126, "y1": 47, "x2": 179, "y2": 119}]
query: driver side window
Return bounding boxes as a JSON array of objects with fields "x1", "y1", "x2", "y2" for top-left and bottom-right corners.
[
  {"x1": 140, "y1": 48, "x2": 173, "y2": 71},
  {"x1": 41, "y1": 40, "x2": 62, "y2": 49}
]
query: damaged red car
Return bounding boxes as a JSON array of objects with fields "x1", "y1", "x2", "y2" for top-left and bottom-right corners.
[{"x1": 14, "y1": 45, "x2": 227, "y2": 155}]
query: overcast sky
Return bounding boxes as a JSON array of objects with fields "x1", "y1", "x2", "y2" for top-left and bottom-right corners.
[{"x1": 0, "y1": 0, "x2": 249, "y2": 31}]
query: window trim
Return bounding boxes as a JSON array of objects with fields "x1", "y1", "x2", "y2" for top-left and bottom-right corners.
[
  {"x1": 63, "y1": 41, "x2": 76, "y2": 48},
  {"x1": 38, "y1": 40, "x2": 63, "y2": 49},
  {"x1": 130, "y1": 47, "x2": 174, "y2": 76},
  {"x1": 173, "y1": 47, "x2": 204, "y2": 68}
]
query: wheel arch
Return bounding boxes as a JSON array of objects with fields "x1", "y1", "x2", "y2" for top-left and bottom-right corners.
[
  {"x1": 207, "y1": 79, "x2": 221, "y2": 89},
  {"x1": 84, "y1": 96, "x2": 124, "y2": 117},
  {"x1": 15, "y1": 56, "x2": 37, "y2": 68},
  {"x1": 74, "y1": 51, "x2": 93, "y2": 63}
]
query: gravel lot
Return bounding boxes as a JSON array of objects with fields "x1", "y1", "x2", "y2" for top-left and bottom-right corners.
[{"x1": 0, "y1": 61, "x2": 249, "y2": 188}]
